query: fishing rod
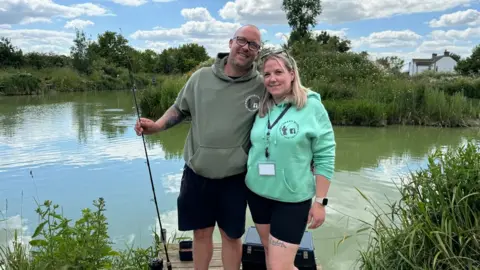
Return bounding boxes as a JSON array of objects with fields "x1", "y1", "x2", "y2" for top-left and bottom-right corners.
[{"x1": 119, "y1": 28, "x2": 172, "y2": 270}]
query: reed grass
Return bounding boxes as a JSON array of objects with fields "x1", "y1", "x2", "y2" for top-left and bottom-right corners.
[
  {"x1": 138, "y1": 73, "x2": 480, "y2": 127},
  {"x1": 357, "y1": 140, "x2": 480, "y2": 269},
  {"x1": 138, "y1": 74, "x2": 189, "y2": 118}
]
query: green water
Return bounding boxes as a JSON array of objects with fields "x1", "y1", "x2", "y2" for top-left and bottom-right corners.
[{"x1": 1, "y1": 91, "x2": 479, "y2": 269}]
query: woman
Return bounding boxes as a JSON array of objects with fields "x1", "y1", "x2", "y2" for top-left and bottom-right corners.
[{"x1": 245, "y1": 50, "x2": 336, "y2": 270}]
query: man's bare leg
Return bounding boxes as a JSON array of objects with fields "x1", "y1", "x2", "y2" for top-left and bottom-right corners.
[
  {"x1": 193, "y1": 227, "x2": 215, "y2": 270},
  {"x1": 219, "y1": 228, "x2": 243, "y2": 270}
]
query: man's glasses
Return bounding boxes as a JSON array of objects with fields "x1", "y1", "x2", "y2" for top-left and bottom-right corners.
[{"x1": 233, "y1": 36, "x2": 261, "y2": 52}]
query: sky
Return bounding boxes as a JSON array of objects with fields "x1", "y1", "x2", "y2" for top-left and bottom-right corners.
[{"x1": 1, "y1": 0, "x2": 480, "y2": 67}]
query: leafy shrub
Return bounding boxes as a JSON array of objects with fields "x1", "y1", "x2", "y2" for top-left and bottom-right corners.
[
  {"x1": 0, "y1": 198, "x2": 184, "y2": 269},
  {"x1": 290, "y1": 41, "x2": 384, "y2": 85},
  {"x1": 0, "y1": 72, "x2": 41, "y2": 95}
]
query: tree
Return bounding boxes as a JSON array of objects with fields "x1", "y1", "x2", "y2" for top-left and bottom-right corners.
[
  {"x1": 315, "y1": 31, "x2": 351, "y2": 52},
  {"x1": 282, "y1": 0, "x2": 322, "y2": 43},
  {"x1": 90, "y1": 31, "x2": 131, "y2": 68},
  {"x1": 0, "y1": 37, "x2": 24, "y2": 68},
  {"x1": 375, "y1": 56, "x2": 405, "y2": 74},
  {"x1": 175, "y1": 43, "x2": 209, "y2": 73},
  {"x1": 70, "y1": 29, "x2": 92, "y2": 74},
  {"x1": 450, "y1": 52, "x2": 461, "y2": 62},
  {"x1": 138, "y1": 49, "x2": 158, "y2": 73},
  {"x1": 455, "y1": 45, "x2": 480, "y2": 75}
]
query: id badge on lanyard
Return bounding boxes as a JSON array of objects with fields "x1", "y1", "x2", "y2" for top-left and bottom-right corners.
[
  {"x1": 258, "y1": 162, "x2": 275, "y2": 175},
  {"x1": 258, "y1": 104, "x2": 291, "y2": 177}
]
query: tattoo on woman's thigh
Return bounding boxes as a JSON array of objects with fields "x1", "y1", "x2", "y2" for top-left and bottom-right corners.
[{"x1": 269, "y1": 237, "x2": 287, "y2": 248}]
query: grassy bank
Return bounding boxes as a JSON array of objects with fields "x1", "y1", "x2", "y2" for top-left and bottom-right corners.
[
  {"x1": 0, "y1": 66, "x2": 155, "y2": 95},
  {"x1": 0, "y1": 198, "x2": 186, "y2": 270},
  {"x1": 356, "y1": 140, "x2": 480, "y2": 269},
  {"x1": 139, "y1": 48, "x2": 480, "y2": 127}
]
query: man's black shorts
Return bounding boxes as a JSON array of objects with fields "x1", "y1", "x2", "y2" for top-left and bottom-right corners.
[
  {"x1": 246, "y1": 187, "x2": 311, "y2": 245},
  {"x1": 177, "y1": 165, "x2": 247, "y2": 239}
]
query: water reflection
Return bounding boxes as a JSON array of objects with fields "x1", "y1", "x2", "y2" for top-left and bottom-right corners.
[
  {"x1": 2, "y1": 92, "x2": 478, "y2": 173},
  {"x1": 334, "y1": 125, "x2": 479, "y2": 172}
]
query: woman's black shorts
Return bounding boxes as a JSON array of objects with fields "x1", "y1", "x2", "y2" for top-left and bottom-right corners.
[{"x1": 246, "y1": 187, "x2": 311, "y2": 245}]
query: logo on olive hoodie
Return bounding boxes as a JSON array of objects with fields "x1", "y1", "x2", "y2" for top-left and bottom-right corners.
[{"x1": 245, "y1": 94, "x2": 260, "y2": 111}]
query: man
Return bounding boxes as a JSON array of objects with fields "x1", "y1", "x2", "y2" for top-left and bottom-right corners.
[{"x1": 134, "y1": 24, "x2": 264, "y2": 270}]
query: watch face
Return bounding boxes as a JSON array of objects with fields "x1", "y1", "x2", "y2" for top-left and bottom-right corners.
[{"x1": 322, "y1": 198, "x2": 328, "y2": 206}]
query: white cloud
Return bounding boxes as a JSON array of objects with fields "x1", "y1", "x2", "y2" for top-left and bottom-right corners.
[
  {"x1": 219, "y1": 0, "x2": 474, "y2": 24},
  {"x1": 429, "y1": 9, "x2": 480, "y2": 27},
  {"x1": 107, "y1": 0, "x2": 177, "y2": 6},
  {"x1": 0, "y1": 24, "x2": 11, "y2": 29},
  {"x1": 141, "y1": 41, "x2": 172, "y2": 53},
  {"x1": 353, "y1": 30, "x2": 422, "y2": 49},
  {"x1": 19, "y1": 17, "x2": 52, "y2": 25},
  {"x1": 0, "y1": 0, "x2": 113, "y2": 25},
  {"x1": 111, "y1": 0, "x2": 148, "y2": 6},
  {"x1": 219, "y1": 0, "x2": 286, "y2": 24},
  {"x1": 131, "y1": 8, "x2": 243, "y2": 55},
  {"x1": 0, "y1": 29, "x2": 75, "y2": 55},
  {"x1": 183, "y1": 37, "x2": 230, "y2": 56},
  {"x1": 274, "y1": 32, "x2": 288, "y2": 43},
  {"x1": 181, "y1": 7, "x2": 214, "y2": 21},
  {"x1": 131, "y1": 21, "x2": 240, "y2": 42},
  {"x1": 415, "y1": 40, "x2": 473, "y2": 57},
  {"x1": 64, "y1": 19, "x2": 94, "y2": 29},
  {"x1": 430, "y1": 27, "x2": 480, "y2": 40}
]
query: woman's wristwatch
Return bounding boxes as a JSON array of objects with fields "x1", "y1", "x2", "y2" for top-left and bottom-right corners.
[{"x1": 315, "y1": 197, "x2": 328, "y2": 206}]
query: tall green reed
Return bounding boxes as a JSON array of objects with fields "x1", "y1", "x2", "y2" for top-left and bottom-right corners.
[{"x1": 357, "y1": 140, "x2": 480, "y2": 269}]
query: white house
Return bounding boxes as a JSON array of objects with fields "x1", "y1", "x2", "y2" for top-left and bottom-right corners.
[{"x1": 408, "y1": 50, "x2": 458, "y2": 76}]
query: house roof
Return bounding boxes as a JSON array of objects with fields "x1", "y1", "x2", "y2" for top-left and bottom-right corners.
[
  {"x1": 412, "y1": 59, "x2": 433, "y2": 66},
  {"x1": 412, "y1": 55, "x2": 453, "y2": 66}
]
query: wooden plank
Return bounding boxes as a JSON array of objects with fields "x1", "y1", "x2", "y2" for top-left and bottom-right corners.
[{"x1": 159, "y1": 243, "x2": 322, "y2": 269}]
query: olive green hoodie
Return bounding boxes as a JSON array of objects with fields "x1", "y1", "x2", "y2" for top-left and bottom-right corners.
[{"x1": 174, "y1": 53, "x2": 265, "y2": 179}]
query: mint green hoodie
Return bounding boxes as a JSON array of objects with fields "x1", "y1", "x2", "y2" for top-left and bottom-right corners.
[{"x1": 245, "y1": 90, "x2": 336, "y2": 203}]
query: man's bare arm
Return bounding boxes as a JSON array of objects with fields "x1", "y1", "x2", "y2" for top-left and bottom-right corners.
[{"x1": 154, "y1": 105, "x2": 187, "y2": 132}]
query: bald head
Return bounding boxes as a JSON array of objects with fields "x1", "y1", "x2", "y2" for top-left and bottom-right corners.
[{"x1": 233, "y1": 24, "x2": 261, "y2": 38}]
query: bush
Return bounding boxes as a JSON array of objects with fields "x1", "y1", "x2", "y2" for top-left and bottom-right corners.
[
  {"x1": 358, "y1": 141, "x2": 480, "y2": 269},
  {"x1": 0, "y1": 72, "x2": 41, "y2": 95},
  {"x1": 0, "y1": 66, "x2": 157, "y2": 95},
  {"x1": 0, "y1": 198, "x2": 186, "y2": 269},
  {"x1": 291, "y1": 41, "x2": 384, "y2": 85}
]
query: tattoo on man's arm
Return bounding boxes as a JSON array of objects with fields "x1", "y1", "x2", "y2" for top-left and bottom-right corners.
[
  {"x1": 269, "y1": 237, "x2": 287, "y2": 248},
  {"x1": 159, "y1": 106, "x2": 186, "y2": 131}
]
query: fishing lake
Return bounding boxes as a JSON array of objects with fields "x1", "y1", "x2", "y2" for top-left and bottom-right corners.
[{"x1": 1, "y1": 90, "x2": 479, "y2": 269}]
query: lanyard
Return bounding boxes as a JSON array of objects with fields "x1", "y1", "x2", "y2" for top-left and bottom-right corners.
[{"x1": 265, "y1": 103, "x2": 291, "y2": 159}]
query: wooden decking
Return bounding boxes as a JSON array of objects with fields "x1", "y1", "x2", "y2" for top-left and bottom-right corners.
[{"x1": 161, "y1": 243, "x2": 322, "y2": 269}]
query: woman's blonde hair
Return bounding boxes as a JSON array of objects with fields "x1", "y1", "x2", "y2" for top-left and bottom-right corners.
[{"x1": 258, "y1": 50, "x2": 309, "y2": 118}]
